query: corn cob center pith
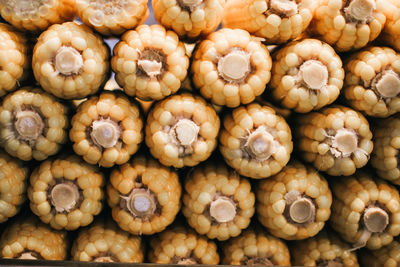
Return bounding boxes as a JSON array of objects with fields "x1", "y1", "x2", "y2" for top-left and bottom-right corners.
[
  {"x1": 14, "y1": 110, "x2": 44, "y2": 143},
  {"x1": 242, "y1": 125, "x2": 281, "y2": 162},
  {"x1": 217, "y1": 49, "x2": 251, "y2": 84},
  {"x1": 120, "y1": 187, "x2": 159, "y2": 220},
  {"x1": 284, "y1": 190, "x2": 316, "y2": 225},
  {"x1": 54, "y1": 46, "x2": 84, "y2": 76},
  {"x1": 371, "y1": 69, "x2": 400, "y2": 99},
  {"x1": 90, "y1": 118, "x2": 122, "y2": 149},
  {"x1": 2, "y1": 0, "x2": 43, "y2": 17},
  {"x1": 344, "y1": 0, "x2": 376, "y2": 23},
  {"x1": 170, "y1": 119, "x2": 200, "y2": 148},
  {"x1": 209, "y1": 195, "x2": 237, "y2": 223},
  {"x1": 137, "y1": 49, "x2": 165, "y2": 78},
  {"x1": 298, "y1": 60, "x2": 329, "y2": 90},
  {"x1": 267, "y1": 0, "x2": 298, "y2": 17},
  {"x1": 177, "y1": 0, "x2": 203, "y2": 12},
  {"x1": 17, "y1": 251, "x2": 42, "y2": 260},
  {"x1": 48, "y1": 179, "x2": 82, "y2": 213}
]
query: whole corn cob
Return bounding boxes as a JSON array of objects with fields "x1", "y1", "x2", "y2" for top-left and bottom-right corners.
[
  {"x1": 107, "y1": 154, "x2": 181, "y2": 235},
  {"x1": 191, "y1": 28, "x2": 272, "y2": 108},
  {"x1": 28, "y1": 155, "x2": 105, "y2": 231},
  {"x1": 70, "y1": 91, "x2": 143, "y2": 168},
  {"x1": 0, "y1": 87, "x2": 68, "y2": 161},
  {"x1": 330, "y1": 172, "x2": 400, "y2": 250},
  {"x1": 359, "y1": 238, "x2": 400, "y2": 267},
  {"x1": 380, "y1": 0, "x2": 400, "y2": 52},
  {"x1": 145, "y1": 92, "x2": 220, "y2": 168},
  {"x1": 343, "y1": 46, "x2": 400, "y2": 118},
  {"x1": 182, "y1": 162, "x2": 255, "y2": 241},
  {"x1": 0, "y1": 216, "x2": 68, "y2": 260},
  {"x1": 149, "y1": 225, "x2": 219, "y2": 265},
  {"x1": 222, "y1": 0, "x2": 317, "y2": 44},
  {"x1": 112, "y1": 24, "x2": 189, "y2": 101},
  {"x1": 295, "y1": 105, "x2": 373, "y2": 176},
  {"x1": 219, "y1": 103, "x2": 292, "y2": 179},
  {"x1": 256, "y1": 161, "x2": 332, "y2": 240},
  {"x1": 33, "y1": 22, "x2": 110, "y2": 100},
  {"x1": 269, "y1": 38, "x2": 344, "y2": 113},
  {"x1": 222, "y1": 228, "x2": 290, "y2": 266}
]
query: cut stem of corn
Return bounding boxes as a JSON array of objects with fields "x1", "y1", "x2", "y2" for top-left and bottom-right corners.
[{"x1": 359, "y1": 238, "x2": 400, "y2": 267}]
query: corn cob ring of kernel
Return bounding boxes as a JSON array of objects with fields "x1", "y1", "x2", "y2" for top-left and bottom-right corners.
[
  {"x1": 270, "y1": 39, "x2": 344, "y2": 113},
  {"x1": 222, "y1": 228, "x2": 291, "y2": 266},
  {"x1": 182, "y1": 162, "x2": 255, "y2": 241},
  {"x1": 222, "y1": 0, "x2": 316, "y2": 44},
  {"x1": 191, "y1": 28, "x2": 272, "y2": 108},
  {"x1": 359, "y1": 238, "x2": 400, "y2": 267},
  {"x1": 107, "y1": 155, "x2": 181, "y2": 235},
  {"x1": 330, "y1": 172, "x2": 400, "y2": 250},
  {"x1": 145, "y1": 93, "x2": 220, "y2": 168},
  {"x1": 0, "y1": 87, "x2": 68, "y2": 161},
  {"x1": 219, "y1": 103, "x2": 292, "y2": 179},
  {"x1": 112, "y1": 24, "x2": 189, "y2": 101},
  {"x1": 343, "y1": 47, "x2": 400, "y2": 118},
  {"x1": 295, "y1": 105, "x2": 373, "y2": 176},
  {"x1": 76, "y1": 0, "x2": 149, "y2": 37},
  {"x1": 149, "y1": 225, "x2": 219, "y2": 265},
  {"x1": 28, "y1": 155, "x2": 104, "y2": 231},
  {"x1": 70, "y1": 91, "x2": 143, "y2": 168},
  {"x1": 152, "y1": 0, "x2": 225, "y2": 40},
  {"x1": 380, "y1": 0, "x2": 400, "y2": 52},
  {"x1": 0, "y1": 216, "x2": 68, "y2": 260},
  {"x1": 33, "y1": 22, "x2": 110, "y2": 100}
]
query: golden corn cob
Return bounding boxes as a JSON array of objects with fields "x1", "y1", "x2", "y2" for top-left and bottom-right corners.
[
  {"x1": 28, "y1": 155, "x2": 105, "y2": 231},
  {"x1": 310, "y1": 0, "x2": 386, "y2": 52},
  {"x1": 71, "y1": 218, "x2": 144, "y2": 263},
  {"x1": 70, "y1": 91, "x2": 143, "y2": 168},
  {"x1": 32, "y1": 21, "x2": 110, "y2": 100},
  {"x1": 152, "y1": 0, "x2": 225, "y2": 40},
  {"x1": 295, "y1": 105, "x2": 373, "y2": 176},
  {"x1": 256, "y1": 161, "x2": 332, "y2": 240},
  {"x1": 330, "y1": 172, "x2": 400, "y2": 250},
  {"x1": 219, "y1": 103, "x2": 292, "y2": 179},
  {"x1": 0, "y1": 87, "x2": 68, "y2": 161},
  {"x1": 145, "y1": 92, "x2": 219, "y2": 168},
  {"x1": 0, "y1": 0, "x2": 76, "y2": 33},
  {"x1": 359, "y1": 238, "x2": 400, "y2": 267},
  {"x1": 343, "y1": 46, "x2": 400, "y2": 118},
  {"x1": 270, "y1": 38, "x2": 345, "y2": 113},
  {"x1": 182, "y1": 162, "x2": 255, "y2": 241},
  {"x1": 0, "y1": 216, "x2": 68, "y2": 260},
  {"x1": 107, "y1": 154, "x2": 181, "y2": 235},
  {"x1": 112, "y1": 24, "x2": 189, "y2": 101},
  {"x1": 191, "y1": 28, "x2": 272, "y2": 108},
  {"x1": 222, "y1": 228, "x2": 290, "y2": 266},
  {"x1": 148, "y1": 225, "x2": 219, "y2": 264},
  {"x1": 380, "y1": 0, "x2": 400, "y2": 52}
]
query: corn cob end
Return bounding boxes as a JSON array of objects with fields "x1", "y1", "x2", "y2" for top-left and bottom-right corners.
[
  {"x1": 55, "y1": 46, "x2": 84, "y2": 76},
  {"x1": 14, "y1": 110, "x2": 44, "y2": 143},
  {"x1": 170, "y1": 119, "x2": 200, "y2": 147},
  {"x1": 285, "y1": 190, "x2": 315, "y2": 225},
  {"x1": 209, "y1": 196, "x2": 237, "y2": 223},
  {"x1": 299, "y1": 60, "x2": 329, "y2": 90},
  {"x1": 50, "y1": 181, "x2": 80, "y2": 213},
  {"x1": 372, "y1": 70, "x2": 400, "y2": 99},
  {"x1": 90, "y1": 118, "x2": 121, "y2": 149},
  {"x1": 345, "y1": 0, "x2": 376, "y2": 23},
  {"x1": 121, "y1": 188, "x2": 157, "y2": 219},
  {"x1": 217, "y1": 49, "x2": 251, "y2": 84},
  {"x1": 270, "y1": 0, "x2": 298, "y2": 17}
]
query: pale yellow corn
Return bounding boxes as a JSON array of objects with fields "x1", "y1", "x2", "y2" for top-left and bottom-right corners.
[
  {"x1": 359, "y1": 238, "x2": 400, "y2": 267},
  {"x1": 380, "y1": 0, "x2": 400, "y2": 52}
]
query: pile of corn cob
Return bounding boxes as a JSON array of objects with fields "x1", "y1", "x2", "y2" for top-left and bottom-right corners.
[{"x1": 0, "y1": 0, "x2": 399, "y2": 266}]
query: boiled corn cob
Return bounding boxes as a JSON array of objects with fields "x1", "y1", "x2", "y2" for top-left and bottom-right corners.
[
  {"x1": 343, "y1": 46, "x2": 400, "y2": 118},
  {"x1": 222, "y1": 0, "x2": 317, "y2": 44},
  {"x1": 219, "y1": 103, "x2": 292, "y2": 179},
  {"x1": 145, "y1": 92, "x2": 219, "y2": 168},
  {"x1": 330, "y1": 172, "x2": 400, "y2": 250},
  {"x1": 70, "y1": 91, "x2": 143, "y2": 168},
  {"x1": 182, "y1": 162, "x2": 255, "y2": 241},
  {"x1": 256, "y1": 161, "x2": 332, "y2": 240},
  {"x1": 33, "y1": 22, "x2": 110, "y2": 100},
  {"x1": 148, "y1": 225, "x2": 219, "y2": 264},
  {"x1": 295, "y1": 105, "x2": 373, "y2": 176},
  {"x1": 0, "y1": 87, "x2": 68, "y2": 161},
  {"x1": 112, "y1": 24, "x2": 189, "y2": 101},
  {"x1": 107, "y1": 154, "x2": 181, "y2": 235},
  {"x1": 270, "y1": 38, "x2": 344, "y2": 113},
  {"x1": 359, "y1": 238, "x2": 400, "y2": 267},
  {"x1": 28, "y1": 155, "x2": 105, "y2": 231},
  {"x1": 380, "y1": 0, "x2": 400, "y2": 52},
  {"x1": 191, "y1": 28, "x2": 272, "y2": 108}
]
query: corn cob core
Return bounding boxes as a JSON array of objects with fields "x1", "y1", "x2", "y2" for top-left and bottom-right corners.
[
  {"x1": 54, "y1": 46, "x2": 84, "y2": 76},
  {"x1": 14, "y1": 110, "x2": 45, "y2": 143},
  {"x1": 284, "y1": 191, "x2": 316, "y2": 225},
  {"x1": 49, "y1": 182, "x2": 80, "y2": 213},
  {"x1": 90, "y1": 119, "x2": 121, "y2": 149}
]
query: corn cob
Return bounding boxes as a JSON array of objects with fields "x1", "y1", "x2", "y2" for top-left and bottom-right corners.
[
  {"x1": 310, "y1": 0, "x2": 386, "y2": 52},
  {"x1": 380, "y1": 0, "x2": 400, "y2": 52},
  {"x1": 222, "y1": 228, "x2": 290, "y2": 266},
  {"x1": 33, "y1": 22, "x2": 110, "y2": 100},
  {"x1": 71, "y1": 218, "x2": 144, "y2": 263},
  {"x1": 359, "y1": 238, "x2": 400, "y2": 267},
  {"x1": 291, "y1": 230, "x2": 359, "y2": 267},
  {"x1": 0, "y1": 216, "x2": 68, "y2": 260},
  {"x1": 0, "y1": 87, "x2": 68, "y2": 161},
  {"x1": 219, "y1": 103, "x2": 292, "y2": 179},
  {"x1": 107, "y1": 154, "x2": 181, "y2": 235},
  {"x1": 28, "y1": 155, "x2": 105, "y2": 231},
  {"x1": 70, "y1": 91, "x2": 143, "y2": 168},
  {"x1": 112, "y1": 24, "x2": 189, "y2": 101},
  {"x1": 343, "y1": 46, "x2": 400, "y2": 118},
  {"x1": 191, "y1": 28, "x2": 272, "y2": 108},
  {"x1": 148, "y1": 225, "x2": 219, "y2": 264},
  {"x1": 0, "y1": 0, "x2": 76, "y2": 33},
  {"x1": 295, "y1": 105, "x2": 373, "y2": 176},
  {"x1": 182, "y1": 162, "x2": 255, "y2": 241},
  {"x1": 270, "y1": 39, "x2": 344, "y2": 113},
  {"x1": 152, "y1": 0, "x2": 225, "y2": 40},
  {"x1": 330, "y1": 172, "x2": 400, "y2": 250}
]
